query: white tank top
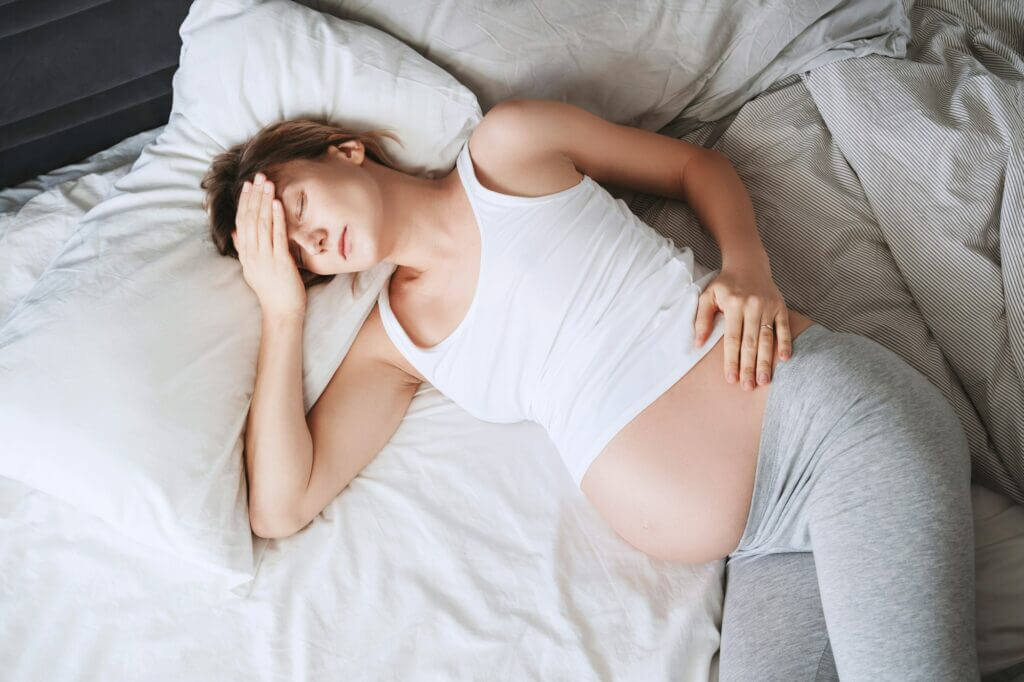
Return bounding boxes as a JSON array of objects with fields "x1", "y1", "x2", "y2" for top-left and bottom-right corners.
[{"x1": 378, "y1": 140, "x2": 727, "y2": 486}]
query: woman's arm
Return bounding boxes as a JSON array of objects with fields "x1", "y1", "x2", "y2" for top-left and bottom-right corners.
[
  {"x1": 244, "y1": 311, "x2": 314, "y2": 535},
  {"x1": 673, "y1": 149, "x2": 771, "y2": 270}
]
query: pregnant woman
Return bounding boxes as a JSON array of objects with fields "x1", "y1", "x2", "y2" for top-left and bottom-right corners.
[{"x1": 202, "y1": 99, "x2": 979, "y2": 680}]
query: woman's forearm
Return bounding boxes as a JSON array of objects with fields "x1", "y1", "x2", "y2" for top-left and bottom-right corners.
[
  {"x1": 680, "y1": 149, "x2": 771, "y2": 271},
  {"x1": 244, "y1": 312, "x2": 314, "y2": 529}
]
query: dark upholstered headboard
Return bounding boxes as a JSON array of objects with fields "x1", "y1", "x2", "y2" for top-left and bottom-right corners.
[{"x1": 0, "y1": 0, "x2": 193, "y2": 189}]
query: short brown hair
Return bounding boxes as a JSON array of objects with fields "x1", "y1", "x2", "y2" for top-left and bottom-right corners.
[{"x1": 201, "y1": 116, "x2": 403, "y2": 291}]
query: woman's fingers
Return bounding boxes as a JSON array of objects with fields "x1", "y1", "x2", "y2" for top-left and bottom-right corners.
[
  {"x1": 775, "y1": 310, "x2": 793, "y2": 360},
  {"x1": 723, "y1": 304, "x2": 744, "y2": 384},
  {"x1": 272, "y1": 198, "x2": 286, "y2": 256},
  {"x1": 755, "y1": 317, "x2": 775, "y2": 386},
  {"x1": 246, "y1": 179, "x2": 260, "y2": 254},
  {"x1": 693, "y1": 289, "x2": 717, "y2": 349},
  {"x1": 257, "y1": 175, "x2": 273, "y2": 253},
  {"x1": 738, "y1": 304, "x2": 761, "y2": 390},
  {"x1": 693, "y1": 279, "x2": 792, "y2": 389}
]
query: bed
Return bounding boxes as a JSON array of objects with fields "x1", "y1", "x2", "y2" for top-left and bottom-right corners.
[{"x1": 1, "y1": 0, "x2": 1023, "y2": 680}]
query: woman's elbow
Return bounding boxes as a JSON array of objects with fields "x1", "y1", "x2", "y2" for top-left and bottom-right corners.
[{"x1": 249, "y1": 511, "x2": 300, "y2": 540}]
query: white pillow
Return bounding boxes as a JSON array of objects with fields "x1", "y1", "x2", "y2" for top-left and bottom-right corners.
[
  {"x1": 174, "y1": 0, "x2": 480, "y2": 179},
  {"x1": 0, "y1": 0, "x2": 480, "y2": 588}
]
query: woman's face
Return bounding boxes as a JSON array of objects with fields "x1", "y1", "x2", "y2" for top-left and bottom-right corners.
[{"x1": 273, "y1": 141, "x2": 384, "y2": 275}]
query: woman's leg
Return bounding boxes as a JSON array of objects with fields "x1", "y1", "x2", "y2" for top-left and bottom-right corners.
[
  {"x1": 803, "y1": 332, "x2": 978, "y2": 680},
  {"x1": 727, "y1": 325, "x2": 979, "y2": 680},
  {"x1": 720, "y1": 551, "x2": 838, "y2": 681}
]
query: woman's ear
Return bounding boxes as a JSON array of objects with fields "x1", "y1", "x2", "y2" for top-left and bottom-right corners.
[{"x1": 332, "y1": 139, "x2": 365, "y2": 162}]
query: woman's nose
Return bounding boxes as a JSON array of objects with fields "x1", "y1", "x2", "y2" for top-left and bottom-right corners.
[{"x1": 301, "y1": 232, "x2": 325, "y2": 254}]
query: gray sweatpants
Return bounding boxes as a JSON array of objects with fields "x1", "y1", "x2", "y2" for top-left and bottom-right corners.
[{"x1": 719, "y1": 324, "x2": 979, "y2": 681}]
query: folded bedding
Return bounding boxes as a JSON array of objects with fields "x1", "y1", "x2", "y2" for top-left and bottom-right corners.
[
  {"x1": 804, "y1": 0, "x2": 1024, "y2": 506},
  {"x1": 0, "y1": 127, "x2": 164, "y2": 217},
  {"x1": 0, "y1": 127, "x2": 163, "y2": 324}
]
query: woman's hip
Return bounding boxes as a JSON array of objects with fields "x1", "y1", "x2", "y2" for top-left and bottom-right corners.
[{"x1": 732, "y1": 323, "x2": 972, "y2": 557}]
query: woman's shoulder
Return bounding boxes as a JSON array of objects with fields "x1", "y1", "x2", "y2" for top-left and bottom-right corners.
[{"x1": 467, "y1": 119, "x2": 584, "y2": 200}]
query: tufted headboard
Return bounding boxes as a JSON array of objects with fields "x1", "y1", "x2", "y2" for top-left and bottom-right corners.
[{"x1": 0, "y1": 0, "x2": 193, "y2": 189}]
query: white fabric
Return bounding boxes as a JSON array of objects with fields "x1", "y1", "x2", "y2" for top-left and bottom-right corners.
[
  {"x1": 0, "y1": 385, "x2": 725, "y2": 681},
  {"x1": 299, "y1": 0, "x2": 912, "y2": 132},
  {"x1": 0, "y1": 0, "x2": 480, "y2": 586},
  {"x1": 0, "y1": 127, "x2": 163, "y2": 317},
  {"x1": 175, "y1": 0, "x2": 481, "y2": 181},
  {"x1": 0, "y1": 127, "x2": 163, "y2": 217},
  {"x1": 378, "y1": 140, "x2": 727, "y2": 487}
]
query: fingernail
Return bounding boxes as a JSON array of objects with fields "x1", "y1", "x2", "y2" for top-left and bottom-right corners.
[
  {"x1": 744, "y1": 379, "x2": 753, "y2": 390},
  {"x1": 242, "y1": 181, "x2": 250, "y2": 192},
  {"x1": 263, "y1": 183, "x2": 272, "y2": 193},
  {"x1": 254, "y1": 173, "x2": 264, "y2": 183},
  {"x1": 758, "y1": 372, "x2": 767, "y2": 383}
]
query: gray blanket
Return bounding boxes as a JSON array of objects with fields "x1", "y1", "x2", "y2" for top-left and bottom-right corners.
[{"x1": 633, "y1": 0, "x2": 1024, "y2": 505}]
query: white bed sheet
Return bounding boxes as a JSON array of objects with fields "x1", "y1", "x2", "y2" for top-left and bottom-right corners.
[
  {"x1": 2, "y1": 120, "x2": 1024, "y2": 681},
  {"x1": 0, "y1": 384, "x2": 722, "y2": 681}
]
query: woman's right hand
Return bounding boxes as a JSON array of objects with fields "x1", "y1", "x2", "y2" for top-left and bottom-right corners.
[{"x1": 232, "y1": 172, "x2": 307, "y2": 319}]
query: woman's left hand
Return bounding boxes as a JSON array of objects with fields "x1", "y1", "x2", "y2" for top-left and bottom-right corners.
[{"x1": 692, "y1": 261, "x2": 792, "y2": 390}]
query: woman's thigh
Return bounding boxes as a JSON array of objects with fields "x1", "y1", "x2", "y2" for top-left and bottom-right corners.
[
  {"x1": 729, "y1": 326, "x2": 979, "y2": 679},
  {"x1": 720, "y1": 551, "x2": 838, "y2": 682}
]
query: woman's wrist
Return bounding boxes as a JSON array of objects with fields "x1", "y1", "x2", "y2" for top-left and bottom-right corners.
[
  {"x1": 262, "y1": 308, "x2": 306, "y2": 329},
  {"x1": 721, "y1": 247, "x2": 771, "y2": 272}
]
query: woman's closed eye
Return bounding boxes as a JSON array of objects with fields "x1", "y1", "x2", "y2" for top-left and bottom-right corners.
[{"x1": 290, "y1": 191, "x2": 306, "y2": 266}]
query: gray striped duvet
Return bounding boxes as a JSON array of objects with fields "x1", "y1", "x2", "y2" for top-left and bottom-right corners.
[{"x1": 631, "y1": 0, "x2": 1024, "y2": 505}]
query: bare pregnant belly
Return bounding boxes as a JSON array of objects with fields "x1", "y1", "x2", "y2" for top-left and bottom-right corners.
[{"x1": 579, "y1": 309, "x2": 817, "y2": 564}]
